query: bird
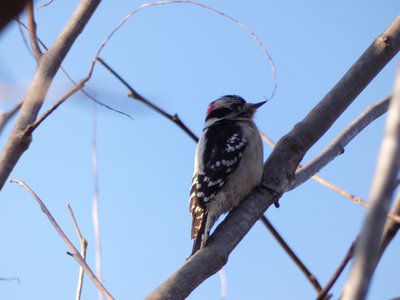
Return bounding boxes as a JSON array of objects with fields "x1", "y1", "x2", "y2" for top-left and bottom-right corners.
[{"x1": 189, "y1": 95, "x2": 265, "y2": 255}]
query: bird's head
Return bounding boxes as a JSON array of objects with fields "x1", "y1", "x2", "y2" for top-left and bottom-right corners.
[{"x1": 204, "y1": 95, "x2": 266, "y2": 127}]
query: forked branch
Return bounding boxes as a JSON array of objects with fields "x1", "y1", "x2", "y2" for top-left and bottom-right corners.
[
  {"x1": 146, "y1": 16, "x2": 400, "y2": 300},
  {"x1": 10, "y1": 179, "x2": 113, "y2": 300}
]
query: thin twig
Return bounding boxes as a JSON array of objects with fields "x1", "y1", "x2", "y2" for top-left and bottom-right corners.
[
  {"x1": 15, "y1": 16, "x2": 33, "y2": 58},
  {"x1": 0, "y1": 0, "x2": 101, "y2": 190},
  {"x1": 26, "y1": 0, "x2": 42, "y2": 61},
  {"x1": 91, "y1": 103, "x2": 103, "y2": 300},
  {"x1": 0, "y1": 277, "x2": 20, "y2": 284},
  {"x1": 16, "y1": 19, "x2": 133, "y2": 127},
  {"x1": 37, "y1": 0, "x2": 55, "y2": 9},
  {"x1": 260, "y1": 216, "x2": 322, "y2": 293},
  {"x1": 316, "y1": 241, "x2": 355, "y2": 300},
  {"x1": 67, "y1": 203, "x2": 88, "y2": 300},
  {"x1": 10, "y1": 179, "x2": 114, "y2": 300},
  {"x1": 378, "y1": 191, "x2": 400, "y2": 260},
  {"x1": 97, "y1": 57, "x2": 198, "y2": 142},
  {"x1": 218, "y1": 268, "x2": 228, "y2": 300},
  {"x1": 96, "y1": 0, "x2": 276, "y2": 100},
  {"x1": 0, "y1": 102, "x2": 23, "y2": 135},
  {"x1": 27, "y1": 80, "x2": 86, "y2": 134}
]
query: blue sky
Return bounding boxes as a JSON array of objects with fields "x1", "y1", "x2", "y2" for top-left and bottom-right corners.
[{"x1": 0, "y1": 1, "x2": 399, "y2": 299}]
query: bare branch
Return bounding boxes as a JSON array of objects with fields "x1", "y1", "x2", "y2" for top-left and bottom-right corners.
[
  {"x1": 97, "y1": 57, "x2": 198, "y2": 142},
  {"x1": 290, "y1": 95, "x2": 390, "y2": 190},
  {"x1": 0, "y1": 102, "x2": 23, "y2": 135},
  {"x1": 67, "y1": 204, "x2": 88, "y2": 300},
  {"x1": 260, "y1": 216, "x2": 322, "y2": 293},
  {"x1": 378, "y1": 191, "x2": 400, "y2": 260},
  {"x1": 10, "y1": 179, "x2": 113, "y2": 300},
  {"x1": 260, "y1": 130, "x2": 400, "y2": 226},
  {"x1": 37, "y1": 0, "x2": 55, "y2": 9},
  {"x1": 16, "y1": 16, "x2": 34, "y2": 58},
  {"x1": 342, "y1": 67, "x2": 400, "y2": 299},
  {"x1": 91, "y1": 105, "x2": 103, "y2": 300},
  {"x1": 0, "y1": 0, "x2": 101, "y2": 190},
  {"x1": 146, "y1": 16, "x2": 400, "y2": 299},
  {"x1": 316, "y1": 241, "x2": 355, "y2": 300},
  {"x1": 14, "y1": 18, "x2": 134, "y2": 122},
  {"x1": 26, "y1": 0, "x2": 43, "y2": 61},
  {"x1": 0, "y1": 277, "x2": 20, "y2": 284}
]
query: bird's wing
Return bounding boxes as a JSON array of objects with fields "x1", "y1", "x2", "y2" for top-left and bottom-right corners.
[{"x1": 189, "y1": 122, "x2": 247, "y2": 239}]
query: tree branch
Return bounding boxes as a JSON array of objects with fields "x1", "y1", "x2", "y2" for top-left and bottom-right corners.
[
  {"x1": 67, "y1": 203, "x2": 88, "y2": 300},
  {"x1": 146, "y1": 16, "x2": 400, "y2": 299},
  {"x1": 290, "y1": 95, "x2": 390, "y2": 190},
  {"x1": 342, "y1": 65, "x2": 400, "y2": 300},
  {"x1": 10, "y1": 179, "x2": 113, "y2": 300},
  {"x1": 0, "y1": 102, "x2": 23, "y2": 135},
  {"x1": 96, "y1": 57, "x2": 198, "y2": 142},
  {"x1": 260, "y1": 216, "x2": 322, "y2": 293},
  {"x1": 377, "y1": 191, "x2": 400, "y2": 260},
  {"x1": 26, "y1": 0, "x2": 42, "y2": 61},
  {"x1": 14, "y1": 18, "x2": 134, "y2": 123},
  {"x1": 0, "y1": 0, "x2": 101, "y2": 190},
  {"x1": 316, "y1": 241, "x2": 355, "y2": 300}
]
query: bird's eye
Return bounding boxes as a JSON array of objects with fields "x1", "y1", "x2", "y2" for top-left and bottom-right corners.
[{"x1": 230, "y1": 103, "x2": 240, "y2": 111}]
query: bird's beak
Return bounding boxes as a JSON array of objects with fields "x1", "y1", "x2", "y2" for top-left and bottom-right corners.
[{"x1": 250, "y1": 100, "x2": 267, "y2": 109}]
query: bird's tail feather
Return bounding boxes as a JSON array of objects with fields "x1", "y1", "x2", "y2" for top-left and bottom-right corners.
[{"x1": 191, "y1": 212, "x2": 207, "y2": 256}]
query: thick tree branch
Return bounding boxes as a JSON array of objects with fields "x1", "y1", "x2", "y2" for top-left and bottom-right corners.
[
  {"x1": 146, "y1": 16, "x2": 400, "y2": 299},
  {"x1": 0, "y1": 0, "x2": 101, "y2": 190},
  {"x1": 342, "y1": 66, "x2": 400, "y2": 300}
]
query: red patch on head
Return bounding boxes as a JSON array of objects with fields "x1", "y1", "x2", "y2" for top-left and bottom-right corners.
[{"x1": 206, "y1": 102, "x2": 215, "y2": 116}]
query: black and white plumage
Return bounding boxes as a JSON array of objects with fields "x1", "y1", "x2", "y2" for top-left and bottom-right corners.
[{"x1": 190, "y1": 95, "x2": 265, "y2": 255}]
